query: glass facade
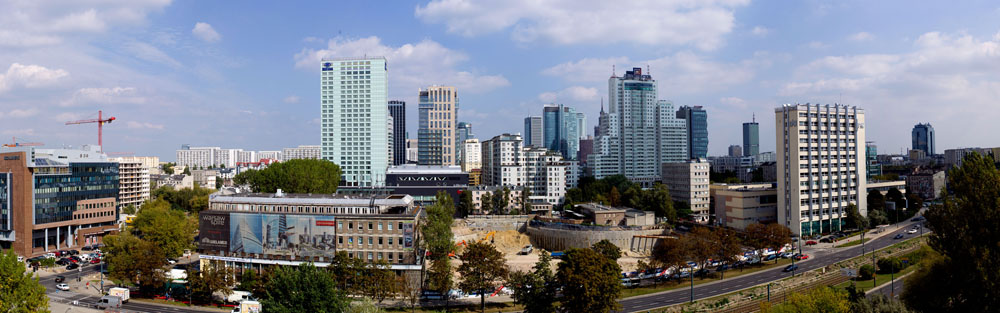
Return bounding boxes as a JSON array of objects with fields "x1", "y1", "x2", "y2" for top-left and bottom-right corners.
[
  {"x1": 388, "y1": 100, "x2": 406, "y2": 166},
  {"x1": 743, "y1": 122, "x2": 759, "y2": 157},
  {"x1": 34, "y1": 163, "x2": 119, "y2": 225},
  {"x1": 911, "y1": 123, "x2": 935, "y2": 156},
  {"x1": 0, "y1": 173, "x2": 9, "y2": 231},
  {"x1": 678, "y1": 106, "x2": 709, "y2": 159},
  {"x1": 320, "y1": 57, "x2": 389, "y2": 186},
  {"x1": 542, "y1": 104, "x2": 584, "y2": 161}
]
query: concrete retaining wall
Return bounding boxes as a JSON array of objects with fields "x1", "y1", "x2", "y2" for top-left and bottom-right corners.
[
  {"x1": 526, "y1": 225, "x2": 668, "y2": 253},
  {"x1": 460, "y1": 215, "x2": 534, "y2": 232}
]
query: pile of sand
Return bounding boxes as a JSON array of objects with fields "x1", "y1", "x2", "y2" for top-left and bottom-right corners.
[{"x1": 490, "y1": 230, "x2": 532, "y2": 254}]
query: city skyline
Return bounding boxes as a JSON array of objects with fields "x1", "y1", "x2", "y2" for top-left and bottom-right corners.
[{"x1": 1, "y1": 1, "x2": 999, "y2": 160}]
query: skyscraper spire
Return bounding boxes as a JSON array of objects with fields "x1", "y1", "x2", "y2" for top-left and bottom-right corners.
[
  {"x1": 753, "y1": 113, "x2": 755, "y2": 123},
  {"x1": 600, "y1": 97, "x2": 604, "y2": 113}
]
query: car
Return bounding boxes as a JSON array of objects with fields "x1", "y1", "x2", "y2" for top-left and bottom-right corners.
[
  {"x1": 805, "y1": 240, "x2": 818, "y2": 245},
  {"x1": 90, "y1": 258, "x2": 101, "y2": 264},
  {"x1": 819, "y1": 237, "x2": 833, "y2": 243},
  {"x1": 794, "y1": 254, "x2": 810, "y2": 260},
  {"x1": 55, "y1": 258, "x2": 70, "y2": 266},
  {"x1": 894, "y1": 234, "x2": 905, "y2": 239},
  {"x1": 69, "y1": 250, "x2": 79, "y2": 256},
  {"x1": 907, "y1": 229, "x2": 918, "y2": 234},
  {"x1": 911, "y1": 216, "x2": 925, "y2": 222},
  {"x1": 69, "y1": 256, "x2": 81, "y2": 263},
  {"x1": 54, "y1": 275, "x2": 65, "y2": 283},
  {"x1": 783, "y1": 264, "x2": 799, "y2": 272},
  {"x1": 716, "y1": 264, "x2": 730, "y2": 272},
  {"x1": 81, "y1": 245, "x2": 93, "y2": 251},
  {"x1": 694, "y1": 269, "x2": 711, "y2": 277},
  {"x1": 56, "y1": 283, "x2": 70, "y2": 291},
  {"x1": 66, "y1": 263, "x2": 79, "y2": 270},
  {"x1": 167, "y1": 259, "x2": 177, "y2": 265},
  {"x1": 764, "y1": 254, "x2": 778, "y2": 261}
]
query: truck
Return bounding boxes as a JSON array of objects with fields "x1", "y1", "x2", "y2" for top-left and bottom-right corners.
[
  {"x1": 95, "y1": 295, "x2": 122, "y2": 310},
  {"x1": 108, "y1": 287, "x2": 130, "y2": 303},
  {"x1": 518, "y1": 245, "x2": 533, "y2": 255},
  {"x1": 231, "y1": 300, "x2": 261, "y2": 313}
]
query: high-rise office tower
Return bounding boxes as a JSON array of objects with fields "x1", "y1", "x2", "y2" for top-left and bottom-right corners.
[
  {"x1": 320, "y1": 57, "x2": 389, "y2": 186},
  {"x1": 866, "y1": 141, "x2": 882, "y2": 180},
  {"x1": 678, "y1": 105, "x2": 709, "y2": 159},
  {"x1": 417, "y1": 86, "x2": 458, "y2": 166},
  {"x1": 776, "y1": 103, "x2": 867, "y2": 236},
  {"x1": 743, "y1": 116, "x2": 759, "y2": 156},
  {"x1": 456, "y1": 122, "x2": 474, "y2": 162},
  {"x1": 728, "y1": 145, "x2": 742, "y2": 157},
  {"x1": 523, "y1": 116, "x2": 543, "y2": 147},
  {"x1": 911, "y1": 123, "x2": 935, "y2": 156},
  {"x1": 388, "y1": 100, "x2": 406, "y2": 165},
  {"x1": 542, "y1": 104, "x2": 586, "y2": 160},
  {"x1": 589, "y1": 67, "x2": 688, "y2": 186}
]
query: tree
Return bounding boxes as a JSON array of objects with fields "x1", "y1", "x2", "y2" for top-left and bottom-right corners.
[
  {"x1": 557, "y1": 248, "x2": 622, "y2": 313},
  {"x1": 360, "y1": 260, "x2": 397, "y2": 304},
  {"x1": 422, "y1": 191, "x2": 455, "y2": 260},
  {"x1": 131, "y1": 198, "x2": 196, "y2": 258},
  {"x1": 905, "y1": 192, "x2": 923, "y2": 212},
  {"x1": 426, "y1": 258, "x2": 453, "y2": 298},
  {"x1": 591, "y1": 239, "x2": 622, "y2": 261},
  {"x1": 457, "y1": 190, "x2": 473, "y2": 218},
  {"x1": 189, "y1": 265, "x2": 235, "y2": 305},
  {"x1": 868, "y1": 209, "x2": 890, "y2": 226},
  {"x1": 500, "y1": 187, "x2": 512, "y2": 214},
  {"x1": 102, "y1": 232, "x2": 167, "y2": 292},
  {"x1": 329, "y1": 251, "x2": 364, "y2": 292},
  {"x1": 852, "y1": 294, "x2": 914, "y2": 313},
  {"x1": 480, "y1": 192, "x2": 493, "y2": 214},
  {"x1": 763, "y1": 223, "x2": 793, "y2": 262},
  {"x1": 233, "y1": 159, "x2": 342, "y2": 193},
  {"x1": 608, "y1": 186, "x2": 621, "y2": 207},
  {"x1": 686, "y1": 227, "x2": 715, "y2": 269},
  {"x1": 509, "y1": 251, "x2": 557, "y2": 313},
  {"x1": 261, "y1": 263, "x2": 348, "y2": 313},
  {"x1": 346, "y1": 297, "x2": 385, "y2": 313},
  {"x1": 886, "y1": 188, "x2": 906, "y2": 210},
  {"x1": 238, "y1": 270, "x2": 268, "y2": 298},
  {"x1": 712, "y1": 228, "x2": 743, "y2": 279},
  {"x1": 161, "y1": 162, "x2": 175, "y2": 175},
  {"x1": 903, "y1": 152, "x2": 1000, "y2": 312},
  {"x1": 744, "y1": 223, "x2": 770, "y2": 263},
  {"x1": 651, "y1": 237, "x2": 688, "y2": 273},
  {"x1": 519, "y1": 187, "x2": 531, "y2": 215},
  {"x1": 760, "y1": 287, "x2": 850, "y2": 313},
  {"x1": 458, "y1": 242, "x2": 509, "y2": 312},
  {"x1": 674, "y1": 200, "x2": 693, "y2": 219},
  {"x1": 858, "y1": 264, "x2": 875, "y2": 280},
  {"x1": 643, "y1": 183, "x2": 675, "y2": 221},
  {"x1": 0, "y1": 249, "x2": 50, "y2": 313},
  {"x1": 845, "y1": 203, "x2": 869, "y2": 230},
  {"x1": 876, "y1": 257, "x2": 906, "y2": 274},
  {"x1": 182, "y1": 167, "x2": 191, "y2": 175},
  {"x1": 122, "y1": 204, "x2": 137, "y2": 215},
  {"x1": 867, "y1": 189, "x2": 886, "y2": 213}
]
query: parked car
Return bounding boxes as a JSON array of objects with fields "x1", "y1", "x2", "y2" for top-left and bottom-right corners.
[
  {"x1": 66, "y1": 263, "x2": 79, "y2": 270},
  {"x1": 55, "y1": 258, "x2": 70, "y2": 266},
  {"x1": 819, "y1": 237, "x2": 834, "y2": 243},
  {"x1": 794, "y1": 254, "x2": 810, "y2": 260},
  {"x1": 805, "y1": 240, "x2": 818, "y2": 246},
  {"x1": 694, "y1": 269, "x2": 711, "y2": 277},
  {"x1": 764, "y1": 254, "x2": 778, "y2": 261},
  {"x1": 716, "y1": 264, "x2": 730, "y2": 272},
  {"x1": 82, "y1": 245, "x2": 93, "y2": 251},
  {"x1": 54, "y1": 275, "x2": 65, "y2": 283},
  {"x1": 90, "y1": 258, "x2": 102, "y2": 264},
  {"x1": 56, "y1": 283, "x2": 70, "y2": 291},
  {"x1": 894, "y1": 234, "x2": 905, "y2": 239},
  {"x1": 69, "y1": 250, "x2": 79, "y2": 256},
  {"x1": 783, "y1": 264, "x2": 799, "y2": 272},
  {"x1": 68, "y1": 256, "x2": 81, "y2": 263},
  {"x1": 906, "y1": 229, "x2": 918, "y2": 234}
]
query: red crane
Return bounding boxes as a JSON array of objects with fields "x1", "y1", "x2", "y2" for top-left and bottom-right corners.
[
  {"x1": 2, "y1": 137, "x2": 44, "y2": 147},
  {"x1": 65, "y1": 110, "x2": 116, "y2": 153}
]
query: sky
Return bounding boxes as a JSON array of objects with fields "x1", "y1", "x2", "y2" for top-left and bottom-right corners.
[{"x1": 1, "y1": 0, "x2": 999, "y2": 160}]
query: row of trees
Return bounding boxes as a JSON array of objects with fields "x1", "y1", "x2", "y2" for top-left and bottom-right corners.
[
  {"x1": 564, "y1": 175, "x2": 687, "y2": 221},
  {"x1": 103, "y1": 198, "x2": 197, "y2": 295},
  {"x1": 651, "y1": 223, "x2": 792, "y2": 278},
  {"x1": 233, "y1": 159, "x2": 341, "y2": 193},
  {"x1": 151, "y1": 185, "x2": 214, "y2": 213}
]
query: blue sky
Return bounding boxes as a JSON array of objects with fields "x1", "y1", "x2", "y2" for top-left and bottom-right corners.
[{"x1": 1, "y1": 0, "x2": 999, "y2": 160}]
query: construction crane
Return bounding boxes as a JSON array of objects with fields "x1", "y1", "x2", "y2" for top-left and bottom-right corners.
[
  {"x1": 65, "y1": 110, "x2": 116, "y2": 153},
  {"x1": 2, "y1": 137, "x2": 43, "y2": 148}
]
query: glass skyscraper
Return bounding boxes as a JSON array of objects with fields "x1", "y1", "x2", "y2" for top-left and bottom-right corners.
[
  {"x1": 388, "y1": 100, "x2": 406, "y2": 166},
  {"x1": 542, "y1": 104, "x2": 585, "y2": 160},
  {"x1": 523, "y1": 116, "x2": 543, "y2": 147},
  {"x1": 911, "y1": 123, "x2": 935, "y2": 156},
  {"x1": 742, "y1": 118, "x2": 759, "y2": 157},
  {"x1": 320, "y1": 57, "x2": 389, "y2": 186},
  {"x1": 417, "y1": 86, "x2": 458, "y2": 166},
  {"x1": 678, "y1": 106, "x2": 709, "y2": 159}
]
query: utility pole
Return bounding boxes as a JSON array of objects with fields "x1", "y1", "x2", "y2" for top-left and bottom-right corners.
[{"x1": 689, "y1": 267, "x2": 694, "y2": 303}]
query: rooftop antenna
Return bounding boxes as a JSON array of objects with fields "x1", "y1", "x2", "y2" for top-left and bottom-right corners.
[
  {"x1": 612, "y1": 64, "x2": 615, "y2": 77},
  {"x1": 752, "y1": 113, "x2": 755, "y2": 123}
]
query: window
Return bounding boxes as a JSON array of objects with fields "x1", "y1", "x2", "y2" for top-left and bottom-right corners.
[
  {"x1": 348, "y1": 222, "x2": 353, "y2": 229},
  {"x1": 339, "y1": 236, "x2": 343, "y2": 244},
  {"x1": 368, "y1": 237, "x2": 373, "y2": 245},
  {"x1": 388, "y1": 223, "x2": 393, "y2": 231},
  {"x1": 378, "y1": 237, "x2": 383, "y2": 245},
  {"x1": 388, "y1": 237, "x2": 393, "y2": 245},
  {"x1": 378, "y1": 222, "x2": 383, "y2": 231},
  {"x1": 348, "y1": 237, "x2": 353, "y2": 244},
  {"x1": 367, "y1": 252, "x2": 373, "y2": 260},
  {"x1": 369, "y1": 222, "x2": 373, "y2": 230}
]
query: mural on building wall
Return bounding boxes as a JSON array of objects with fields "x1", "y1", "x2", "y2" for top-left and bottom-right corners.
[{"x1": 229, "y1": 213, "x2": 337, "y2": 257}]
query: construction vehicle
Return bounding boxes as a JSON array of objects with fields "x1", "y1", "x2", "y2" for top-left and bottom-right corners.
[
  {"x1": 65, "y1": 110, "x2": 115, "y2": 153},
  {"x1": 482, "y1": 231, "x2": 496, "y2": 244}
]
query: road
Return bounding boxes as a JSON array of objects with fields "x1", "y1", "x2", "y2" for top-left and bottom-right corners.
[
  {"x1": 40, "y1": 261, "x2": 220, "y2": 313},
  {"x1": 617, "y1": 221, "x2": 925, "y2": 312},
  {"x1": 869, "y1": 277, "x2": 906, "y2": 299}
]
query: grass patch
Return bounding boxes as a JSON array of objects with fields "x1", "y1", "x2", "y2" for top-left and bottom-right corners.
[
  {"x1": 835, "y1": 238, "x2": 870, "y2": 248},
  {"x1": 833, "y1": 265, "x2": 917, "y2": 293},
  {"x1": 620, "y1": 258, "x2": 796, "y2": 298}
]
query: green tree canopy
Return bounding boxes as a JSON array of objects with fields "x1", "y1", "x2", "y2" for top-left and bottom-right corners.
[
  {"x1": 591, "y1": 239, "x2": 622, "y2": 261},
  {"x1": 557, "y1": 248, "x2": 622, "y2": 313},
  {"x1": 761, "y1": 287, "x2": 850, "y2": 313},
  {"x1": 509, "y1": 251, "x2": 557, "y2": 313},
  {"x1": 457, "y1": 242, "x2": 509, "y2": 311},
  {"x1": 867, "y1": 189, "x2": 886, "y2": 213},
  {"x1": 0, "y1": 249, "x2": 49, "y2": 313},
  {"x1": 903, "y1": 152, "x2": 1000, "y2": 312},
  {"x1": 131, "y1": 198, "x2": 196, "y2": 258},
  {"x1": 457, "y1": 190, "x2": 473, "y2": 218},
  {"x1": 359, "y1": 260, "x2": 398, "y2": 304},
  {"x1": 151, "y1": 185, "x2": 214, "y2": 213},
  {"x1": 845, "y1": 203, "x2": 869, "y2": 230},
  {"x1": 422, "y1": 191, "x2": 455, "y2": 260},
  {"x1": 102, "y1": 232, "x2": 167, "y2": 293},
  {"x1": 189, "y1": 265, "x2": 235, "y2": 305},
  {"x1": 233, "y1": 159, "x2": 342, "y2": 193},
  {"x1": 261, "y1": 263, "x2": 348, "y2": 313}
]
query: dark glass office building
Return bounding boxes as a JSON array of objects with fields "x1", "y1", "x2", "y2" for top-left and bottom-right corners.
[
  {"x1": 911, "y1": 123, "x2": 935, "y2": 156},
  {"x1": 388, "y1": 100, "x2": 406, "y2": 165},
  {"x1": 678, "y1": 106, "x2": 709, "y2": 159},
  {"x1": 742, "y1": 119, "x2": 759, "y2": 157}
]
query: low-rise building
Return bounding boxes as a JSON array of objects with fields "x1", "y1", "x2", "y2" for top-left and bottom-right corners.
[
  {"x1": 906, "y1": 171, "x2": 946, "y2": 200},
  {"x1": 867, "y1": 180, "x2": 906, "y2": 196},
  {"x1": 661, "y1": 159, "x2": 711, "y2": 222},
  {"x1": 711, "y1": 183, "x2": 778, "y2": 230},
  {"x1": 570, "y1": 203, "x2": 654, "y2": 227},
  {"x1": 191, "y1": 170, "x2": 218, "y2": 189},
  {"x1": 468, "y1": 186, "x2": 525, "y2": 214},
  {"x1": 198, "y1": 192, "x2": 421, "y2": 281},
  {"x1": 153, "y1": 174, "x2": 194, "y2": 190}
]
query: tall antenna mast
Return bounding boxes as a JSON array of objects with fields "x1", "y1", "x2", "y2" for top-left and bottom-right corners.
[{"x1": 752, "y1": 113, "x2": 755, "y2": 123}]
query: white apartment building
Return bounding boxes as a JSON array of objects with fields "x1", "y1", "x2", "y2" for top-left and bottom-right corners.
[
  {"x1": 481, "y1": 134, "x2": 567, "y2": 206},
  {"x1": 236, "y1": 150, "x2": 257, "y2": 163},
  {"x1": 661, "y1": 160, "x2": 711, "y2": 223},
  {"x1": 776, "y1": 104, "x2": 867, "y2": 236},
  {"x1": 176, "y1": 146, "x2": 219, "y2": 168},
  {"x1": 111, "y1": 156, "x2": 160, "y2": 174},
  {"x1": 320, "y1": 57, "x2": 389, "y2": 186},
  {"x1": 461, "y1": 138, "x2": 481, "y2": 172},
  {"x1": 109, "y1": 158, "x2": 151, "y2": 210},
  {"x1": 282, "y1": 145, "x2": 321, "y2": 162},
  {"x1": 257, "y1": 151, "x2": 281, "y2": 160}
]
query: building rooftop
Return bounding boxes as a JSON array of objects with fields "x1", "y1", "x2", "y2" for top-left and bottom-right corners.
[
  {"x1": 387, "y1": 164, "x2": 464, "y2": 175},
  {"x1": 210, "y1": 192, "x2": 414, "y2": 207},
  {"x1": 575, "y1": 202, "x2": 627, "y2": 213}
]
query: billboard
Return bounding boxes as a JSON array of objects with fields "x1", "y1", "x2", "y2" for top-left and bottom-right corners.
[
  {"x1": 402, "y1": 221, "x2": 414, "y2": 250},
  {"x1": 229, "y1": 213, "x2": 337, "y2": 257},
  {"x1": 198, "y1": 212, "x2": 231, "y2": 251}
]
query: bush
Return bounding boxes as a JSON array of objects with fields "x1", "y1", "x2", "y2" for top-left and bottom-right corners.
[
  {"x1": 877, "y1": 257, "x2": 906, "y2": 274},
  {"x1": 858, "y1": 264, "x2": 875, "y2": 280}
]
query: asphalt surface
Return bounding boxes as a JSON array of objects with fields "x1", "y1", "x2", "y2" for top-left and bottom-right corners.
[
  {"x1": 617, "y1": 221, "x2": 925, "y2": 312},
  {"x1": 39, "y1": 261, "x2": 220, "y2": 313},
  {"x1": 869, "y1": 277, "x2": 906, "y2": 299}
]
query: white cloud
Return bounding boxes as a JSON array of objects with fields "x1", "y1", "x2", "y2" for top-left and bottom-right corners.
[
  {"x1": 283, "y1": 95, "x2": 300, "y2": 103},
  {"x1": 752, "y1": 26, "x2": 769, "y2": 36},
  {"x1": 0, "y1": 63, "x2": 69, "y2": 93},
  {"x1": 719, "y1": 97, "x2": 748, "y2": 109},
  {"x1": 126, "y1": 121, "x2": 164, "y2": 130},
  {"x1": 538, "y1": 86, "x2": 599, "y2": 103},
  {"x1": 192, "y1": 22, "x2": 221, "y2": 42},
  {"x1": 807, "y1": 41, "x2": 830, "y2": 49},
  {"x1": 542, "y1": 52, "x2": 765, "y2": 94},
  {"x1": 0, "y1": 109, "x2": 39, "y2": 119},
  {"x1": 294, "y1": 36, "x2": 509, "y2": 94},
  {"x1": 849, "y1": 31, "x2": 874, "y2": 42},
  {"x1": 123, "y1": 41, "x2": 182, "y2": 68},
  {"x1": 0, "y1": 1, "x2": 171, "y2": 47},
  {"x1": 1, "y1": 129, "x2": 36, "y2": 136},
  {"x1": 415, "y1": 0, "x2": 750, "y2": 50},
  {"x1": 61, "y1": 87, "x2": 147, "y2": 107}
]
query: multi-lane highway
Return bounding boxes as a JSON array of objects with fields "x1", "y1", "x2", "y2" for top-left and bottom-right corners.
[{"x1": 617, "y1": 221, "x2": 924, "y2": 312}]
